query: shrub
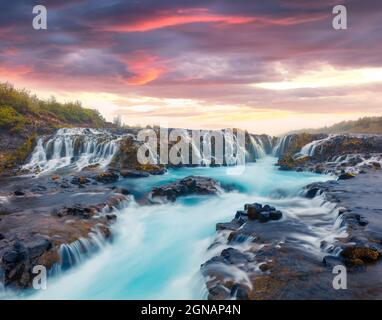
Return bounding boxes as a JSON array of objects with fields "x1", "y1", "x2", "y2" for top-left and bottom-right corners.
[{"x1": 0, "y1": 105, "x2": 27, "y2": 132}]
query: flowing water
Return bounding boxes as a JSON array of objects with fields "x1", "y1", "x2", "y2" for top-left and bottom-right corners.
[{"x1": 25, "y1": 156, "x2": 341, "y2": 300}]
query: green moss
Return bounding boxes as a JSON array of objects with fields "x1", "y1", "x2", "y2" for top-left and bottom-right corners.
[
  {"x1": 2, "y1": 134, "x2": 36, "y2": 170},
  {"x1": 0, "y1": 105, "x2": 28, "y2": 132}
]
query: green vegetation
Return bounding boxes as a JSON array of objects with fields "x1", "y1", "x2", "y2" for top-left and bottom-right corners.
[
  {"x1": 0, "y1": 82, "x2": 108, "y2": 175},
  {"x1": 0, "y1": 82, "x2": 106, "y2": 130},
  {"x1": 288, "y1": 116, "x2": 382, "y2": 135},
  {"x1": 0, "y1": 105, "x2": 28, "y2": 132}
]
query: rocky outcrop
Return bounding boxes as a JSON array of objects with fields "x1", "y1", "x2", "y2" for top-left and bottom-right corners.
[
  {"x1": 151, "y1": 176, "x2": 223, "y2": 202},
  {"x1": 109, "y1": 136, "x2": 166, "y2": 178},
  {"x1": 305, "y1": 172, "x2": 382, "y2": 271},
  {"x1": 0, "y1": 181, "x2": 131, "y2": 289},
  {"x1": 277, "y1": 134, "x2": 382, "y2": 176},
  {"x1": 201, "y1": 203, "x2": 287, "y2": 300}
]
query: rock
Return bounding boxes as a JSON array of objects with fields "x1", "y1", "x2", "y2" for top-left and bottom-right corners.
[
  {"x1": 95, "y1": 172, "x2": 119, "y2": 184},
  {"x1": 262, "y1": 204, "x2": 275, "y2": 212},
  {"x1": 221, "y1": 248, "x2": 249, "y2": 265},
  {"x1": 0, "y1": 233, "x2": 4, "y2": 240},
  {"x1": 323, "y1": 255, "x2": 343, "y2": 268},
  {"x1": 246, "y1": 203, "x2": 262, "y2": 220},
  {"x1": 356, "y1": 215, "x2": 369, "y2": 226},
  {"x1": 151, "y1": 176, "x2": 221, "y2": 201},
  {"x1": 107, "y1": 194, "x2": 127, "y2": 208},
  {"x1": 60, "y1": 182, "x2": 70, "y2": 189},
  {"x1": 26, "y1": 239, "x2": 52, "y2": 259},
  {"x1": 258, "y1": 211, "x2": 271, "y2": 223},
  {"x1": 338, "y1": 172, "x2": 356, "y2": 180},
  {"x1": 71, "y1": 176, "x2": 90, "y2": 185},
  {"x1": 244, "y1": 203, "x2": 282, "y2": 222},
  {"x1": 105, "y1": 214, "x2": 117, "y2": 221},
  {"x1": 230, "y1": 284, "x2": 250, "y2": 300},
  {"x1": 259, "y1": 263, "x2": 272, "y2": 272},
  {"x1": 51, "y1": 175, "x2": 60, "y2": 181},
  {"x1": 14, "y1": 190, "x2": 25, "y2": 196},
  {"x1": 340, "y1": 246, "x2": 381, "y2": 265},
  {"x1": 54, "y1": 205, "x2": 98, "y2": 219},
  {"x1": 305, "y1": 187, "x2": 320, "y2": 199},
  {"x1": 114, "y1": 187, "x2": 130, "y2": 195},
  {"x1": 270, "y1": 210, "x2": 283, "y2": 221},
  {"x1": 216, "y1": 221, "x2": 242, "y2": 231},
  {"x1": 120, "y1": 169, "x2": 150, "y2": 178}
]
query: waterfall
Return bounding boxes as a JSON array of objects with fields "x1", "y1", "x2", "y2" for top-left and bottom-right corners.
[
  {"x1": 299, "y1": 135, "x2": 336, "y2": 157},
  {"x1": 248, "y1": 135, "x2": 267, "y2": 159},
  {"x1": 23, "y1": 128, "x2": 121, "y2": 174},
  {"x1": 272, "y1": 135, "x2": 293, "y2": 157},
  {"x1": 53, "y1": 230, "x2": 106, "y2": 274}
]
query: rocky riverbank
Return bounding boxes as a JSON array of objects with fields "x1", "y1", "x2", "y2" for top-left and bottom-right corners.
[
  {"x1": 277, "y1": 134, "x2": 382, "y2": 176},
  {"x1": 0, "y1": 170, "x2": 131, "y2": 289},
  {"x1": 200, "y1": 137, "x2": 382, "y2": 299}
]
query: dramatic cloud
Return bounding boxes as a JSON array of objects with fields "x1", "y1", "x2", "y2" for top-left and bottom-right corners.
[{"x1": 0, "y1": 0, "x2": 381, "y2": 134}]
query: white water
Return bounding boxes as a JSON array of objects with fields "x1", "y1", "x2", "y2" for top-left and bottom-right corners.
[
  {"x1": 23, "y1": 128, "x2": 121, "y2": 174},
  {"x1": 27, "y1": 157, "x2": 343, "y2": 300}
]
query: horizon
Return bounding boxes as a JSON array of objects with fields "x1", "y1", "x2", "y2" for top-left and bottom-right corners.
[{"x1": 1, "y1": 1, "x2": 382, "y2": 135}]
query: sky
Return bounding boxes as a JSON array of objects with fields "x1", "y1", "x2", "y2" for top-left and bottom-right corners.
[{"x1": 0, "y1": 0, "x2": 382, "y2": 135}]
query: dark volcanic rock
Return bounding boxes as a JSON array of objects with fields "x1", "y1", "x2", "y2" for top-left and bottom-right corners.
[
  {"x1": 338, "y1": 172, "x2": 356, "y2": 180},
  {"x1": 120, "y1": 169, "x2": 150, "y2": 178},
  {"x1": 71, "y1": 176, "x2": 90, "y2": 185},
  {"x1": 151, "y1": 176, "x2": 222, "y2": 202},
  {"x1": 95, "y1": 171, "x2": 119, "y2": 184}
]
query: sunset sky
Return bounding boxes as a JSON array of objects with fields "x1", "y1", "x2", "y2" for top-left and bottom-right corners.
[{"x1": 1, "y1": 0, "x2": 382, "y2": 135}]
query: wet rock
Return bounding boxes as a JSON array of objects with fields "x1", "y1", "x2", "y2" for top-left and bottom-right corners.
[
  {"x1": 246, "y1": 203, "x2": 262, "y2": 220},
  {"x1": 221, "y1": 248, "x2": 249, "y2": 265},
  {"x1": 338, "y1": 172, "x2": 356, "y2": 180},
  {"x1": 0, "y1": 233, "x2": 4, "y2": 240},
  {"x1": 105, "y1": 214, "x2": 117, "y2": 221},
  {"x1": 305, "y1": 187, "x2": 320, "y2": 199},
  {"x1": 26, "y1": 238, "x2": 52, "y2": 259},
  {"x1": 51, "y1": 175, "x2": 60, "y2": 181},
  {"x1": 151, "y1": 176, "x2": 221, "y2": 202},
  {"x1": 230, "y1": 284, "x2": 250, "y2": 300},
  {"x1": 107, "y1": 194, "x2": 127, "y2": 208},
  {"x1": 270, "y1": 210, "x2": 283, "y2": 221},
  {"x1": 244, "y1": 203, "x2": 282, "y2": 222},
  {"x1": 120, "y1": 169, "x2": 150, "y2": 178},
  {"x1": 323, "y1": 255, "x2": 343, "y2": 268},
  {"x1": 54, "y1": 204, "x2": 98, "y2": 219},
  {"x1": 14, "y1": 190, "x2": 25, "y2": 196},
  {"x1": 71, "y1": 176, "x2": 90, "y2": 185},
  {"x1": 95, "y1": 171, "x2": 119, "y2": 184},
  {"x1": 340, "y1": 246, "x2": 381, "y2": 266},
  {"x1": 113, "y1": 187, "x2": 130, "y2": 195}
]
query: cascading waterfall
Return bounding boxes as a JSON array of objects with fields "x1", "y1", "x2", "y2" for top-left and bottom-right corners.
[
  {"x1": 248, "y1": 135, "x2": 267, "y2": 159},
  {"x1": 299, "y1": 135, "x2": 335, "y2": 157},
  {"x1": 23, "y1": 128, "x2": 121, "y2": 174},
  {"x1": 272, "y1": 135, "x2": 293, "y2": 157}
]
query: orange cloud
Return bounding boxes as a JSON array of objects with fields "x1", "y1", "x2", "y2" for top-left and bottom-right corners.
[
  {"x1": 121, "y1": 51, "x2": 166, "y2": 85},
  {"x1": 103, "y1": 8, "x2": 325, "y2": 33},
  {"x1": 104, "y1": 9, "x2": 255, "y2": 32}
]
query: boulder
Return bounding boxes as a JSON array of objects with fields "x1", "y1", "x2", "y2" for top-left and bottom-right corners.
[
  {"x1": 71, "y1": 176, "x2": 90, "y2": 185},
  {"x1": 151, "y1": 176, "x2": 221, "y2": 202},
  {"x1": 338, "y1": 172, "x2": 356, "y2": 180},
  {"x1": 95, "y1": 172, "x2": 119, "y2": 184},
  {"x1": 340, "y1": 246, "x2": 381, "y2": 266},
  {"x1": 120, "y1": 169, "x2": 150, "y2": 178}
]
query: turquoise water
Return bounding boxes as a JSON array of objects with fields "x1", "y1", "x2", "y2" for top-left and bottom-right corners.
[{"x1": 31, "y1": 157, "x2": 335, "y2": 299}]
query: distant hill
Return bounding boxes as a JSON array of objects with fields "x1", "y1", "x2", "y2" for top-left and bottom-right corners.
[
  {"x1": 287, "y1": 116, "x2": 382, "y2": 135},
  {"x1": 0, "y1": 82, "x2": 108, "y2": 175}
]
